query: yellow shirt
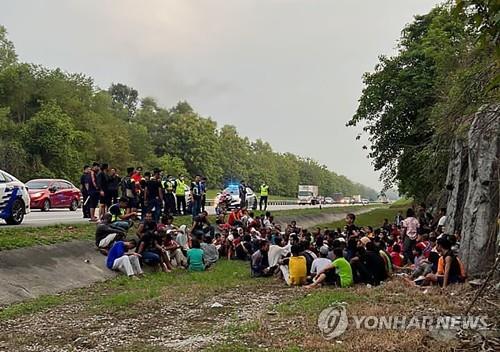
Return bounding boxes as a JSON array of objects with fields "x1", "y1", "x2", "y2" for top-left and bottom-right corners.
[{"x1": 289, "y1": 256, "x2": 307, "y2": 285}]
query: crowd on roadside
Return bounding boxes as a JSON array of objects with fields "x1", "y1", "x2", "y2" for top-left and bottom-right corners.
[{"x1": 89, "y1": 163, "x2": 465, "y2": 290}]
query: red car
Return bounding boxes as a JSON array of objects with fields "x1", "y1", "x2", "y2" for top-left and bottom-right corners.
[{"x1": 26, "y1": 179, "x2": 81, "y2": 211}]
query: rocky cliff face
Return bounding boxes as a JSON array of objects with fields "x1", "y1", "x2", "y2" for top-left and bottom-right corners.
[{"x1": 445, "y1": 104, "x2": 499, "y2": 277}]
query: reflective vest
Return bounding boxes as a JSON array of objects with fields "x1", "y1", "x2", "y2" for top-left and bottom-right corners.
[
  {"x1": 260, "y1": 184, "x2": 269, "y2": 196},
  {"x1": 112, "y1": 207, "x2": 126, "y2": 222},
  {"x1": 176, "y1": 179, "x2": 186, "y2": 196}
]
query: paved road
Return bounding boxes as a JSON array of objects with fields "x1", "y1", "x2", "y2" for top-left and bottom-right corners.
[{"x1": 0, "y1": 203, "x2": 354, "y2": 228}]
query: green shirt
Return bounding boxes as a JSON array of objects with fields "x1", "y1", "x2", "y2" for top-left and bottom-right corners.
[
  {"x1": 332, "y1": 257, "x2": 353, "y2": 288},
  {"x1": 187, "y1": 248, "x2": 205, "y2": 271}
]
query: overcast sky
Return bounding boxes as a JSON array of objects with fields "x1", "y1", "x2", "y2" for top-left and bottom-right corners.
[{"x1": 1, "y1": 0, "x2": 441, "y2": 190}]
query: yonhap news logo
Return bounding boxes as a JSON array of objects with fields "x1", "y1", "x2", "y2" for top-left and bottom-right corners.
[
  {"x1": 317, "y1": 305, "x2": 349, "y2": 339},
  {"x1": 318, "y1": 306, "x2": 489, "y2": 339}
]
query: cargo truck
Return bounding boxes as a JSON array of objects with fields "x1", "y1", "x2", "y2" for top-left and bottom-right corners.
[{"x1": 298, "y1": 185, "x2": 319, "y2": 205}]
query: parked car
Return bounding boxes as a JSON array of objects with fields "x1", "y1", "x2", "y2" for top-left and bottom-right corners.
[
  {"x1": 0, "y1": 170, "x2": 30, "y2": 225},
  {"x1": 26, "y1": 179, "x2": 81, "y2": 211},
  {"x1": 324, "y1": 197, "x2": 334, "y2": 204},
  {"x1": 216, "y1": 185, "x2": 257, "y2": 210}
]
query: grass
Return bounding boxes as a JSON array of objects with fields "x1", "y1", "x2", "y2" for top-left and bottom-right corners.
[
  {"x1": 390, "y1": 197, "x2": 414, "y2": 208},
  {"x1": 0, "y1": 294, "x2": 67, "y2": 320},
  {"x1": 315, "y1": 206, "x2": 404, "y2": 229},
  {"x1": 0, "y1": 205, "x2": 379, "y2": 251}
]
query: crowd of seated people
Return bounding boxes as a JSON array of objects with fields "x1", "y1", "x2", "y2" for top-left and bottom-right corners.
[{"x1": 95, "y1": 197, "x2": 466, "y2": 290}]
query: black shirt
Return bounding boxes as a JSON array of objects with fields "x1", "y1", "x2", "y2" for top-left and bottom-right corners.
[
  {"x1": 146, "y1": 179, "x2": 162, "y2": 200},
  {"x1": 96, "y1": 171, "x2": 109, "y2": 192}
]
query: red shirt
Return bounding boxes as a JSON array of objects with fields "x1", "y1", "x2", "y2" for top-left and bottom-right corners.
[{"x1": 390, "y1": 252, "x2": 403, "y2": 267}]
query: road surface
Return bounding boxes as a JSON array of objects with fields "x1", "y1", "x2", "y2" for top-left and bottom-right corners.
[{"x1": 0, "y1": 203, "x2": 354, "y2": 228}]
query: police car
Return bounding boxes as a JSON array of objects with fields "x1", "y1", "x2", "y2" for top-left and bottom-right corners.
[{"x1": 0, "y1": 170, "x2": 30, "y2": 225}]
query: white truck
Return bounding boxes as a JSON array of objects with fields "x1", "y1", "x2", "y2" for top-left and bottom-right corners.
[
  {"x1": 298, "y1": 185, "x2": 319, "y2": 205},
  {"x1": 352, "y1": 194, "x2": 362, "y2": 204}
]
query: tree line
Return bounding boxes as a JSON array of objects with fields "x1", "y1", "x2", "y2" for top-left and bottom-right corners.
[
  {"x1": 0, "y1": 25, "x2": 378, "y2": 199},
  {"x1": 348, "y1": 0, "x2": 498, "y2": 202}
]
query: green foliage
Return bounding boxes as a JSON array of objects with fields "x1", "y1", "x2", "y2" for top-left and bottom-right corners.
[
  {"x1": 0, "y1": 26, "x2": 377, "y2": 198},
  {"x1": 348, "y1": 3, "x2": 499, "y2": 201}
]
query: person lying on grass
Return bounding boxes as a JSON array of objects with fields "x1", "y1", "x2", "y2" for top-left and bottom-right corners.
[
  {"x1": 106, "y1": 239, "x2": 143, "y2": 279},
  {"x1": 306, "y1": 248, "x2": 353, "y2": 289}
]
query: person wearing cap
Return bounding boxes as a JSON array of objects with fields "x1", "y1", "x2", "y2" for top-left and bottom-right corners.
[
  {"x1": 308, "y1": 248, "x2": 353, "y2": 288},
  {"x1": 259, "y1": 182, "x2": 269, "y2": 211}
]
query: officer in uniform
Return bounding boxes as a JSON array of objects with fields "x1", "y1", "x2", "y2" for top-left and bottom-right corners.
[
  {"x1": 162, "y1": 175, "x2": 177, "y2": 216},
  {"x1": 175, "y1": 175, "x2": 187, "y2": 215},
  {"x1": 260, "y1": 182, "x2": 269, "y2": 211}
]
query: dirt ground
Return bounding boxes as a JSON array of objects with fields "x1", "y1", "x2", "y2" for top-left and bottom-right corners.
[{"x1": 0, "y1": 264, "x2": 498, "y2": 352}]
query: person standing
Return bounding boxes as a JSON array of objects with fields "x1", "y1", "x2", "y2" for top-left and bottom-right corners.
[
  {"x1": 200, "y1": 177, "x2": 207, "y2": 212},
  {"x1": 97, "y1": 163, "x2": 110, "y2": 220},
  {"x1": 80, "y1": 165, "x2": 91, "y2": 218},
  {"x1": 144, "y1": 169, "x2": 163, "y2": 223},
  {"x1": 108, "y1": 168, "x2": 121, "y2": 205},
  {"x1": 259, "y1": 182, "x2": 269, "y2": 211},
  {"x1": 86, "y1": 162, "x2": 100, "y2": 222},
  {"x1": 402, "y1": 208, "x2": 420, "y2": 264},
  {"x1": 239, "y1": 180, "x2": 247, "y2": 208},
  {"x1": 191, "y1": 175, "x2": 202, "y2": 218},
  {"x1": 162, "y1": 175, "x2": 176, "y2": 216},
  {"x1": 175, "y1": 175, "x2": 187, "y2": 215}
]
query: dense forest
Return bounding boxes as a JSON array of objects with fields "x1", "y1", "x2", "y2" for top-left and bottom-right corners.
[
  {"x1": 349, "y1": 0, "x2": 498, "y2": 202},
  {"x1": 0, "y1": 25, "x2": 377, "y2": 199}
]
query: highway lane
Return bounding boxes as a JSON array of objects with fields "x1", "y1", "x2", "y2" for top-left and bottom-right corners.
[{"x1": 0, "y1": 203, "x2": 354, "y2": 228}]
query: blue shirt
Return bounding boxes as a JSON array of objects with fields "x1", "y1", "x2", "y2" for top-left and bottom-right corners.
[{"x1": 107, "y1": 241, "x2": 126, "y2": 269}]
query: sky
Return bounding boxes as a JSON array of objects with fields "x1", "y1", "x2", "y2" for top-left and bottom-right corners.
[{"x1": 1, "y1": 0, "x2": 441, "y2": 191}]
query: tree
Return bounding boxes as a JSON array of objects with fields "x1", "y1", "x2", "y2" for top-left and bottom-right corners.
[
  {"x1": 0, "y1": 25, "x2": 17, "y2": 70},
  {"x1": 109, "y1": 83, "x2": 138, "y2": 122}
]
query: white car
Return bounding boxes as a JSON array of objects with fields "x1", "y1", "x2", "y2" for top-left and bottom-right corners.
[
  {"x1": 217, "y1": 185, "x2": 257, "y2": 209},
  {"x1": 0, "y1": 170, "x2": 30, "y2": 225}
]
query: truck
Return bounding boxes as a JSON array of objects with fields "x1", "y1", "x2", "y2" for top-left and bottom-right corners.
[
  {"x1": 297, "y1": 185, "x2": 319, "y2": 205},
  {"x1": 352, "y1": 194, "x2": 362, "y2": 204}
]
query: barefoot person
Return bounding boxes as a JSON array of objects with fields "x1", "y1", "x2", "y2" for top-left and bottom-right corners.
[{"x1": 306, "y1": 248, "x2": 353, "y2": 289}]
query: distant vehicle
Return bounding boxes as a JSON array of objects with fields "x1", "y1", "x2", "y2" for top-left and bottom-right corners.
[
  {"x1": 332, "y1": 192, "x2": 343, "y2": 203},
  {"x1": 361, "y1": 198, "x2": 369, "y2": 205},
  {"x1": 324, "y1": 197, "x2": 334, "y2": 204},
  {"x1": 216, "y1": 184, "x2": 257, "y2": 210},
  {"x1": 298, "y1": 185, "x2": 319, "y2": 205},
  {"x1": 352, "y1": 194, "x2": 362, "y2": 203},
  {"x1": 0, "y1": 170, "x2": 30, "y2": 225},
  {"x1": 26, "y1": 179, "x2": 81, "y2": 211}
]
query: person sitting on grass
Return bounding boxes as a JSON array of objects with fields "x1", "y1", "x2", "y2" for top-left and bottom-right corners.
[
  {"x1": 137, "y1": 212, "x2": 171, "y2": 272},
  {"x1": 106, "y1": 239, "x2": 142, "y2": 279},
  {"x1": 109, "y1": 197, "x2": 137, "y2": 231},
  {"x1": 390, "y1": 243, "x2": 404, "y2": 268},
  {"x1": 288, "y1": 244, "x2": 307, "y2": 286},
  {"x1": 251, "y1": 240, "x2": 278, "y2": 277},
  {"x1": 307, "y1": 248, "x2": 353, "y2": 289},
  {"x1": 200, "y1": 234, "x2": 219, "y2": 268},
  {"x1": 424, "y1": 237, "x2": 465, "y2": 288},
  {"x1": 187, "y1": 238, "x2": 205, "y2": 271},
  {"x1": 95, "y1": 213, "x2": 126, "y2": 255},
  {"x1": 307, "y1": 246, "x2": 334, "y2": 285},
  {"x1": 160, "y1": 230, "x2": 187, "y2": 268}
]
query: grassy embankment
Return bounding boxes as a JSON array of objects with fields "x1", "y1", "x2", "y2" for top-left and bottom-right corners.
[
  {"x1": 0, "y1": 205, "x2": 379, "y2": 251},
  {"x1": 1, "y1": 204, "x2": 491, "y2": 352}
]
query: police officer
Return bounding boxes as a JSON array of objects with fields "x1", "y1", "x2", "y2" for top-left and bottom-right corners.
[
  {"x1": 239, "y1": 180, "x2": 247, "y2": 208},
  {"x1": 175, "y1": 175, "x2": 187, "y2": 215},
  {"x1": 260, "y1": 182, "x2": 269, "y2": 211},
  {"x1": 162, "y1": 174, "x2": 177, "y2": 216}
]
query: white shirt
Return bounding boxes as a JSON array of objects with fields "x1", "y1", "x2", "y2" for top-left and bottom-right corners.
[
  {"x1": 310, "y1": 258, "x2": 332, "y2": 274},
  {"x1": 438, "y1": 215, "x2": 446, "y2": 227}
]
